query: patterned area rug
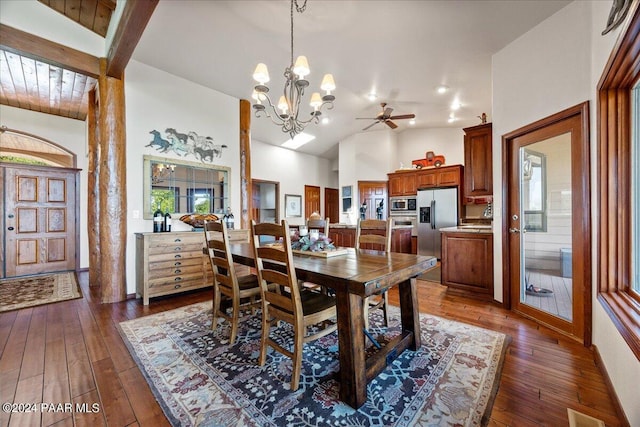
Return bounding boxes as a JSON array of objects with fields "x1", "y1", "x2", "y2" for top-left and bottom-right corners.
[
  {"x1": 119, "y1": 301, "x2": 509, "y2": 426},
  {"x1": 0, "y1": 272, "x2": 82, "y2": 313}
]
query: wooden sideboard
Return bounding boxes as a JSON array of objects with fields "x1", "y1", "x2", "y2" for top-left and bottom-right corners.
[{"x1": 135, "y1": 229, "x2": 249, "y2": 305}]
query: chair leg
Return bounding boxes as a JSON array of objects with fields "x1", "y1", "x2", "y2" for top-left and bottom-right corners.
[
  {"x1": 290, "y1": 323, "x2": 305, "y2": 391},
  {"x1": 212, "y1": 285, "x2": 221, "y2": 331},
  {"x1": 363, "y1": 296, "x2": 371, "y2": 330},
  {"x1": 258, "y1": 304, "x2": 270, "y2": 366},
  {"x1": 382, "y1": 291, "x2": 389, "y2": 327},
  {"x1": 229, "y1": 295, "x2": 240, "y2": 344}
]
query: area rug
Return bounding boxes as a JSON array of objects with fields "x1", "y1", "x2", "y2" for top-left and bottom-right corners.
[
  {"x1": 0, "y1": 272, "x2": 82, "y2": 313},
  {"x1": 119, "y1": 301, "x2": 509, "y2": 426}
]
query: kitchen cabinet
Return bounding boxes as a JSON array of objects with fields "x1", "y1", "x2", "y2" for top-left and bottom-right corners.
[
  {"x1": 416, "y1": 164, "x2": 463, "y2": 189},
  {"x1": 441, "y1": 230, "x2": 493, "y2": 298},
  {"x1": 328, "y1": 226, "x2": 412, "y2": 253},
  {"x1": 388, "y1": 171, "x2": 417, "y2": 196},
  {"x1": 463, "y1": 123, "x2": 493, "y2": 200}
]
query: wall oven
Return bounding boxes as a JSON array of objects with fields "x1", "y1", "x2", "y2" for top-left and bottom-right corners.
[{"x1": 389, "y1": 197, "x2": 417, "y2": 212}]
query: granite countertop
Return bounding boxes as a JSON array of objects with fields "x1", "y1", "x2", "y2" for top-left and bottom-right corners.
[{"x1": 439, "y1": 225, "x2": 493, "y2": 234}]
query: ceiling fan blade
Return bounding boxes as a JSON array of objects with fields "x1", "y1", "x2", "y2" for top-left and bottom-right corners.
[
  {"x1": 383, "y1": 107, "x2": 394, "y2": 117},
  {"x1": 355, "y1": 117, "x2": 376, "y2": 120},
  {"x1": 362, "y1": 121, "x2": 380, "y2": 131},
  {"x1": 388, "y1": 113, "x2": 415, "y2": 120},
  {"x1": 385, "y1": 120, "x2": 398, "y2": 129}
]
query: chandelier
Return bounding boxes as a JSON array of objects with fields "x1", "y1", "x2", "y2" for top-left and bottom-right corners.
[
  {"x1": 251, "y1": 0, "x2": 336, "y2": 139},
  {"x1": 151, "y1": 163, "x2": 175, "y2": 184}
]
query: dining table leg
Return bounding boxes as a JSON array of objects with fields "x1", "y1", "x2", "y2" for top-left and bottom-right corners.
[
  {"x1": 398, "y1": 278, "x2": 421, "y2": 350},
  {"x1": 335, "y1": 289, "x2": 367, "y2": 408}
]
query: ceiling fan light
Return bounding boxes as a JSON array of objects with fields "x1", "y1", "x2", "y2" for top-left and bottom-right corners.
[
  {"x1": 253, "y1": 63, "x2": 270, "y2": 84},
  {"x1": 321, "y1": 74, "x2": 336, "y2": 94},
  {"x1": 293, "y1": 56, "x2": 310, "y2": 78},
  {"x1": 309, "y1": 92, "x2": 323, "y2": 109}
]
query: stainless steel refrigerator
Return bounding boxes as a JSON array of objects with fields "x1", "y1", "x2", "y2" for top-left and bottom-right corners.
[{"x1": 417, "y1": 187, "x2": 458, "y2": 259}]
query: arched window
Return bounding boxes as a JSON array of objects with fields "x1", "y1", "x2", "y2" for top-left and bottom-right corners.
[{"x1": 0, "y1": 126, "x2": 76, "y2": 168}]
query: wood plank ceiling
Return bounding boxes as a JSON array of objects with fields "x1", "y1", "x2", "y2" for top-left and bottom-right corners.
[{"x1": 0, "y1": 0, "x2": 115, "y2": 121}]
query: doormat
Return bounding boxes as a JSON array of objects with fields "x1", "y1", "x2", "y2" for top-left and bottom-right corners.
[
  {"x1": 119, "y1": 301, "x2": 509, "y2": 426},
  {"x1": 0, "y1": 272, "x2": 82, "y2": 313}
]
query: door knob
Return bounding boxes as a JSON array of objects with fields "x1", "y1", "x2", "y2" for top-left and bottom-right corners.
[{"x1": 509, "y1": 227, "x2": 520, "y2": 234}]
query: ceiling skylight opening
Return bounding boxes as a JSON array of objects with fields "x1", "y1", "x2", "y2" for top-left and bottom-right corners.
[
  {"x1": 281, "y1": 132, "x2": 316, "y2": 149},
  {"x1": 437, "y1": 85, "x2": 449, "y2": 94}
]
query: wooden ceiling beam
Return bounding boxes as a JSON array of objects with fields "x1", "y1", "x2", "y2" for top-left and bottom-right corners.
[
  {"x1": 106, "y1": 0, "x2": 158, "y2": 79},
  {"x1": 0, "y1": 24, "x2": 100, "y2": 78}
]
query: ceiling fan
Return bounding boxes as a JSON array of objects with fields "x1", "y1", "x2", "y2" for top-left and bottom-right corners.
[{"x1": 356, "y1": 102, "x2": 416, "y2": 131}]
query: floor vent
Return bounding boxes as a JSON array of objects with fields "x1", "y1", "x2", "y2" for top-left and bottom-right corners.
[{"x1": 567, "y1": 408, "x2": 606, "y2": 427}]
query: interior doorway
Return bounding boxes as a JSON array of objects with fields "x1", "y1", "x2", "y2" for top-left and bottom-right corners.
[
  {"x1": 358, "y1": 181, "x2": 388, "y2": 220},
  {"x1": 502, "y1": 102, "x2": 591, "y2": 344},
  {"x1": 251, "y1": 179, "x2": 279, "y2": 224}
]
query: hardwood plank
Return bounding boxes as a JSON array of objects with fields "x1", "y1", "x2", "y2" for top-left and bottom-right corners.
[
  {"x1": 91, "y1": 358, "x2": 135, "y2": 426},
  {"x1": 118, "y1": 366, "x2": 170, "y2": 426},
  {"x1": 9, "y1": 374, "x2": 43, "y2": 427},
  {"x1": 72, "y1": 389, "x2": 105, "y2": 427},
  {"x1": 19, "y1": 306, "x2": 47, "y2": 380}
]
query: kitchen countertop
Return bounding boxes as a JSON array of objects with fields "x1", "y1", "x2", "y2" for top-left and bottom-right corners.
[
  {"x1": 330, "y1": 223, "x2": 413, "y2": 231},
  {"x1": 439, "y1": 225, "x2": 493, "y2": 234}
]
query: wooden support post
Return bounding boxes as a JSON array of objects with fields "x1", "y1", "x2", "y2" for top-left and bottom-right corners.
[
  {"x1": 87, "y1": 88, "x2": 101, "y2": 287},
  {"x1": 240, "y1": 99, "x2": 252, "y2": 228},
  {"x1": 97, "y1": 59, "x2": 127, "y2": 303}
]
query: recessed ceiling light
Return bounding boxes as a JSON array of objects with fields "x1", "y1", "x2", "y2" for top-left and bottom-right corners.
[
  {"x1": 448, "y1": 117, "x2": 455, "y2": 123},
  {"x1": 409, "y1": 119, "x2": 416, "y2": 125},
  {"x1": 450, "y1": 100, "x2": 461, "y2": 110},
  {"x1": 437, "y1": 85, "x2": 449, "y2": 94},
  {"x1": 367, "y1": 92, "x2": 377, "y2": 101},
  {"x1": 321, "y1": 117, "x2": 329, "y2": 125},
  {"x1": 281, "y1": 132, "x2": 315, "y2": 149}
]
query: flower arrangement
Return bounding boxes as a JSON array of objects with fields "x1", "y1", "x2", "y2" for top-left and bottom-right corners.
[{"x1": 290, "y1": 231, "x2": 336, "y2": 252}]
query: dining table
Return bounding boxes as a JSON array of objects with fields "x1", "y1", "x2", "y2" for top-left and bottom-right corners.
[{"x1": 227, "y1": 242, "x2": 436, "y2": 408}]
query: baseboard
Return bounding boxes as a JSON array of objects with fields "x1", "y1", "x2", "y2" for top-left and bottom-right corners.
[{"x1": 591, "y1": 344, "x2": 630, "y2": 427}]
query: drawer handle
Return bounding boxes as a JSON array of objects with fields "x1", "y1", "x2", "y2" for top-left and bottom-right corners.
[
  {"x1": 174, "y1": 262, "x2": 182, "y2": 266},
  {"x1": 174, "y1": 254, "x2": 182, "y2": 259},
  {"x1": 174, "y1": 247, "x2": 182, "y2": 251},
  {"x1": 174, "y1": 284, "x2": 182, "y2": 289},
  {"x1": 174, "y1": 269, "x2": 182, "y2": 274},
  {"x1": 174, "y1": 238, "x2": 182, "y2": 242},
  {"x1": 174, "y1": 277, "x2": 182, "y2": 282}
]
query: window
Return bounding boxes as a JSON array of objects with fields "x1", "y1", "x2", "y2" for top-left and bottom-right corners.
[
  {"x1": 597, "y1": 5, "x2": 640, "y2": 358},
  {"x1": 633, "y1": 82, "x2": 640, "y2": 297},
  {"x1": 522, "y1": 149, "x2": 547, "y2": 232}
]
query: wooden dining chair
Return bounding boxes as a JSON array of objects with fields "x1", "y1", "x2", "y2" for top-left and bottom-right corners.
[
  {"x1": 250, "y1": 219, "x2": 337, "y2": 391},
  {"x1": 306, "y1": 216, "x2": 330, "y2": 236},
  {"x1": 356, "y1": 218, "x2": 392, "y2": 329},
  {"x1": 205, "y1": 220, "x2": 262, "y2": 344}
]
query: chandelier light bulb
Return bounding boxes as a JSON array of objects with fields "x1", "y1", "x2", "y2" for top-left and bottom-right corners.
[
  {"x1": 253, "y1": 63, "x2": 270, "y2": 84},
  {"x1": 278, "y1": 95, "x2": 289, "y2": 113},
  {"x1": 321, "y1": 74, "x2": 336, "y2": 94},
  {"x1": 309, "y1": 92, "x2": 322, "y2": 110},
  {"x1": 293, "y1": 56, "x2": 310, "y2": 78}
]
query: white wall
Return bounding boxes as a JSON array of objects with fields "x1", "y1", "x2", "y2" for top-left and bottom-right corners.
[
  {"x1": 0, "y1": 105, "x2": 90, "y2": 270},
  {"x1": 124, "y1": 60, "x2": 240, "y2": 293},
  {"x1": 493, "y1": 1, "x2": 639, "y2": 424},
  {"x1": 251, "y1": 139, "x2": 336, "y2": 226}
]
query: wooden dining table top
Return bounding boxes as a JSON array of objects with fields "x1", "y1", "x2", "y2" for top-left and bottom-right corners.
[{"x1": 227, "y1": 242, "x2": 437, "y2": 297}]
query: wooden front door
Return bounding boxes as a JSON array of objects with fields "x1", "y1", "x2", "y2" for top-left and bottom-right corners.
[
  {"x1": 3, "y1": 164, "x2": 79, "y2": 277},
  {"x1": 304, "y1": 185, "x2": 321, "y2": 219},
  {"x1": 358, "y1": 181, "x2": 388, "y2": 220}
]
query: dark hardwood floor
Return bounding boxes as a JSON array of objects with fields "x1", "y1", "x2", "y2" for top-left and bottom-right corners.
[{"x1": 0, "y1": 272, "x2": 624, "y2": 426}]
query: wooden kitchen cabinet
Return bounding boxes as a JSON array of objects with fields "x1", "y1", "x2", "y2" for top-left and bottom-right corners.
[
  {"x1": 441, "y1": 230, "x2": 493, "y2": 298},
  {"x1": 328, "y1": 227, "x2": 356, "y2": 248},
  {"x1": 416, "y1": 164, "x2": 463, "y2": 189},
  {"x1": 463, "y1": 123, "x2": 493, "y2": 199},
  {"x1": 388, "y1": 171, "x2": 417, "y2": 196},
  {"x1": 328, "y1": 226, "x2": 412, "y2": 253}
]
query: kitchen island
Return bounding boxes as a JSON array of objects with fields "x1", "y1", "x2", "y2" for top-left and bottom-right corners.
[{"x1": 440, "y1": 225, "x2": 494, "y2": 299}]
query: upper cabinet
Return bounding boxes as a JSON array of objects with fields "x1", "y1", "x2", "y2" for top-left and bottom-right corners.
[
  {"x1": 416, "y1": 164, "x2": 463, "y2": 189},
  {"x1": 463, "y1": 123, "x2": 493, "y2": 201},
  {"x1": 388, "y1": 171, "x2": 417, "y2": 196}
]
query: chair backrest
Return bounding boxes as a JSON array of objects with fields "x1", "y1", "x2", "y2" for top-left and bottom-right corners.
[
  {"x1": 355, "y1": 218, "x2": 392, "y2": 252},
  {"x1": 204, "y1": 219, "x2": 239, "y2": 294},
  {"x1": 306, "y1": 217, "x2": 330, "y2": 235},
  {"x1": 250, "y1": 220, "x2": 303, "y2": 319}
]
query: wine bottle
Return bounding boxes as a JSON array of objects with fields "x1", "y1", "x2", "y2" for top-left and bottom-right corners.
[
  {"x1": 225, "y1": 207, "x2": 234, "y2": 229},
  {"x1": 164, "y1": 212, "x2": 172, "y2": 232},
  {"x1": 153, "y1": 208, "x2": 163, "y2": 233}
]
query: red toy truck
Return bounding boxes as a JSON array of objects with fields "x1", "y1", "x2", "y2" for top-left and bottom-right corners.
[{"x1": 412, "y1": 151, "x2": 445, "y2": 169}]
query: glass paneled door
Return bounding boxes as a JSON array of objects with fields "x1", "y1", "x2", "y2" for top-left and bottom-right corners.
[{"x1": 505, "y1": 103, "x2": 591, "y2": 343}]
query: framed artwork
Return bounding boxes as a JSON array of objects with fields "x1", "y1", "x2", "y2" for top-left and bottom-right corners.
[
  {"x1": 285, "y1": 194, "x2": 302, "y2": 217},
  {"x1": 342, "y1": 185, "x2": 352, "y2": 197}
]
